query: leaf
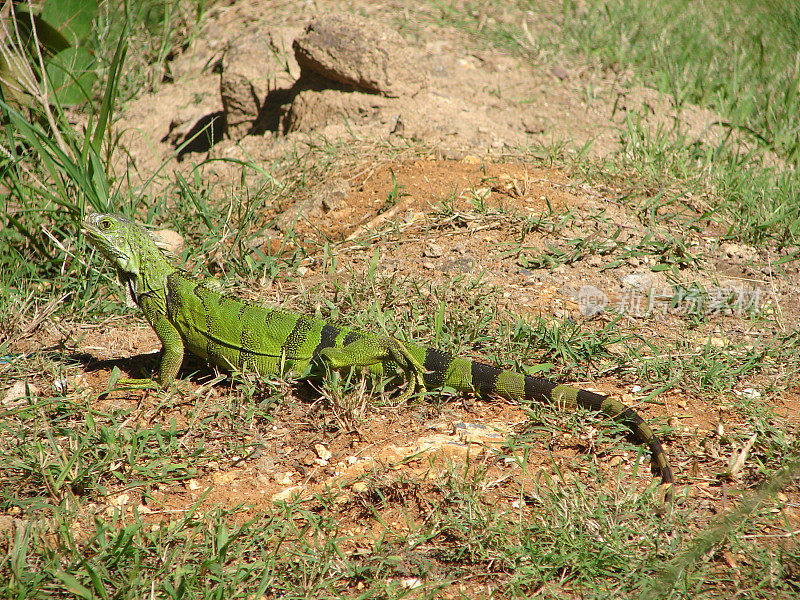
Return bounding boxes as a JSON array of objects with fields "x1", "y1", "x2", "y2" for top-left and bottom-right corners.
[
  {"x1": 45, "y1": 46, "x2": 96, "y2": 105},
  {"x1": 13, "y1": 10, "x2": 71, "y2": 55},
  {"x1": 521, "y1": 362, "x2": 555, "y2": 376},
  {"x1": 41, "y1": 0, "x2": 99, "y2": 46},
  {"x1": 0, "y1": 54, "x2": 34, "y2": 110},
  {"x1": 92, "y1": 27, "x2": 127, "y2": 153},
  {"x1": 726, "y1": 432, "x2": 758, "y2": 478},
  {"x1": 52, "y1": 570, "x2": 93, "y2": 599}
]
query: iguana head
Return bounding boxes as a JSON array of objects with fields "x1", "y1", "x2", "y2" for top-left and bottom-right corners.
[{"x1": 83, "y1": 212, "x2": 174, "y2": 306}]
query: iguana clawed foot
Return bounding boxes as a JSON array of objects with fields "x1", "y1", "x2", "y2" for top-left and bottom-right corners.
[
  {"x1": 318, "y1": 335, "x2": 428, "y2": 403},
  {"x1": 384, "y1": 337, "x2": 428, "y2": 403}
]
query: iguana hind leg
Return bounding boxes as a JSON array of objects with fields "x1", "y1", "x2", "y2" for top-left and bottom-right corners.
[{"x1": 319, "y1": 336, "x2": 426, "y2": 403}]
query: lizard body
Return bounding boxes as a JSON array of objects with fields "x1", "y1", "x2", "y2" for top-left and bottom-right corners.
[{"x1": 83, "y1": 212, "x2": 674, "y2": 498}]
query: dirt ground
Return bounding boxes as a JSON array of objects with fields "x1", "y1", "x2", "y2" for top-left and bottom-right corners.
[
  {"x1": 119, "y1": 1, "x2": 737, "y2": 189},
  {"x1": 46, "y1": 152, "x2": 800, "y2": 520},
  {"x1": 7, "y1": 1, "x2": 800, "y2": 592}
]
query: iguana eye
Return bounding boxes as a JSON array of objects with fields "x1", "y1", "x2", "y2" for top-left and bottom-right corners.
[{"x1": 100, "y1": 219, "x2": 112, "y2": 230}]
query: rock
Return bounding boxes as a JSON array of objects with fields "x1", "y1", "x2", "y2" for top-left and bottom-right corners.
[
  {"x1": 620, "y1": 272, "x2": 652, "y2": 290},
  {"x1": 275, "y1": 179, "x2": 351, "y2": 232},
  {"x1": 320, "y1": 179, "x2": 350, "y2": 212},
  {"x1": 220, "y1": 34, "x2": 270, "y2": 139},
  {"x1": 2, "y1": 380, "x2": 37, "y2": 407},
  {"x1": 283, "y1": 83, "x2": 385, "y2": 133},
  {"x1": 276, "y1": 471, "x2": 294, "y2": 486},
  {"x1": 722, "y1": 243, "x2": 740, "y2": 257},
  {"x1": 440, "y1": 257, "x2": 475, "y2": 274},
  {"x1": 220, "y1": 29, "x2": 300, "y2": 139},
  {"x1": 438, "y1": 148, "x2": 466, "y2": 161},
  {"x1": 522, "y1": 116, "x2": 545, "y2": 134},
  {"x1": 313, "y1": 443, "x2": 332, "y2": 462},
  {"x1": 271, "y1": 485, "x2": 306, "y2": 503},
  {"x1": 722, "y1": 242, "x2": 758, "y2": 261},
  {"x1": 292, "y1": 13, "x2": 427, "y2": 97},
  {"x1": 53, "y1": 377, "x2": 69, "y2": 394},
  {"x1": 351, "y1": 481, "x2": 369, "y2": 493},
  {"x1": 390, "y1": 114, "x2": 404, "y2": 135},
  {"x1": 423, "y1": 241, "x2": 443, "y2": 258},
  {"x1": 401, "y1": 578, "x2": 423, "y2": 590},
  {"x1": 586, "y1": 255, "x2": 603, "y2": 267},
  {"x1": 551, "y1": 64, "x2": 569, "y2": 80}
]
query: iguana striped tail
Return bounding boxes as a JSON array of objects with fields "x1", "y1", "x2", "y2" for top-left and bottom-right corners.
[{"x1": 415, "y1": 347, "x2": 674, "y2": 499}]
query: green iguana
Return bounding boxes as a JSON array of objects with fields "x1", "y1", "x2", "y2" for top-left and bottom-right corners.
[{"x1": 83, "y1": 212, "x2": 674, "y2": 499}]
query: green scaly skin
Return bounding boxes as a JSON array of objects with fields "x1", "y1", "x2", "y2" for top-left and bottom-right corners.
[{"x1": 83, "y1": 212, "x2": 674, "y2": 500}]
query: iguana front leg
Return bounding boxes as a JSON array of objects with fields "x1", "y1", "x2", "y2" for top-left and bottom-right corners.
[
  {"x1": 318, "y1": 336, "x2": 427, "y2": 403},
  {"x1": 116, "y1": 300, "x2": 184, "y2": 389}
]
